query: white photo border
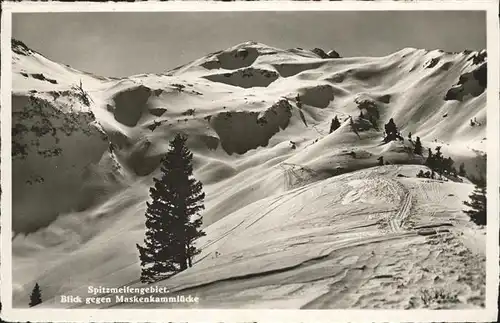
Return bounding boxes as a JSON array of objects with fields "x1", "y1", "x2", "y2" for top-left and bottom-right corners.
[{"x1": 1, "y1": 1, "x2": 499, "y2": 322}]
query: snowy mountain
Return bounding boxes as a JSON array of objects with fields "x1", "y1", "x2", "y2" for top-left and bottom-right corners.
[{"x1": 11, "y1": 39, "x2": 487, "y2": 309}]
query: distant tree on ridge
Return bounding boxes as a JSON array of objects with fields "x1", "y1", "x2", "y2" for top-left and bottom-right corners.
[
  {"x1": 29, "y1": 283, "x2": 42, "y2": 307},
  {"x1": 329, "y1": 116, "x2": 341, "y2": 134},
  {"x1": 463, "y1": 176, "x2": 486, "y2": 226},
  {"x1": 414, "y1": 136, "x2": 423, "y2": 155},
  {"x1": 383, "y1": 118, "x2": 403, "y2": 143}
]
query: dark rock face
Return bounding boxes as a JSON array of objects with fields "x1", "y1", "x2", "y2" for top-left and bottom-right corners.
[
  {"x1": 12, "y1": 38, "x2": 34, "y2": 56},
  {"x1": 30, "y1": 73, "x2": 58, "y2": 84},
  {"x1": 12, "y1": 95, "x2": 109, "y2": 233},
  {"x1": 312, "y1": 48, "x2": 341, "y2": 59},
  {"x1": 472, "y1": 63, "x2": 487, "y2": 88},
  {"x1": 149, "y1": 108, "x2": 167, "y2": 117},
  {"x1": 444, "y1": 87, "x2": 462, "y2": 101},
  {"x1": 444, "y1": 63, "x2": 487, "y2": 101},
  {"x1": 468, "y1": 51, "x2": 487, "y2": 65},
  {"x1": 201, "y1": 47, "x2": 260, "y2": 70},
  {"x1": 273, "y1": 61, "x2": 326, "y2": 78},
  {"x1": 111, "y1": 85, "x2": 152, "y2": 127},
  {"x1": 312, "y1": 48, "x2": 330, "y2": 59},
  {"x1": 377, "y1": 94, "x2": 391, "y2": 104},
  {"x1": 12, "y1": 96, "x2": 100, "y2": 160},
  {"x1": 210, "y1": 99, "x2": 293, "y2": 155},
  {"x1": 327, "y1": 50, "x2": 341, "y2": 59},
  {"x1": 440, "y1": 62, "x2": 453, "y2": 71},
  {"x1": 355, "y1": 97, "x2": 380, "y2": 120},
  {"x1": 203, "y1": 68, "x2": 279, "y2": 88},
  {"x1": 424, "y1": 57, "x2": 440, "y2": 69},
  {"x1": 299, "y1": 84, "x2": 336, "y2": 109}
]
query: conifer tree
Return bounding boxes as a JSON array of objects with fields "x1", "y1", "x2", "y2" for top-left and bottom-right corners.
[
  {"x1": 383, "y1": 118, "x2": 402, "y2": 143},
  {"x1": 463, "y1": 176, "x2": 486, "y2": 225},
  {"x1": 414, "y1": 136, "x2": 423, "y2": 155},
  {"x1": 296, "y1": 93, "x2": 303, "y2": 109},
  {"x1": 433, "y1": 146, "x2": 444, "y2": 177},
  {"x1": 359, "y1": 110, "x2": 364, "y2": 119},
  {"x1": 137, "y1": 134, "x2": 206, "y2": 283},
  {"x1": 29, "y1": 283, "x2": 42, "y2": 307},
  {"x1": 443, "y1": 157, "x2": 454, "y2": 175},
  {"x1": 329, "y1": 116, "x2": 341, "y2": 133},
  {"x1": 459, "y1": 163, "x2": 467, "y2": 177},
  {"x1": 425, "y1": 148, "x2": 434, "y2": 169}
]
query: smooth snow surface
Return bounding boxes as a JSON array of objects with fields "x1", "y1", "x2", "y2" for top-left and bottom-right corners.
[{"x1": 11, "y1": 41, "x2": 486, "y2": 309}]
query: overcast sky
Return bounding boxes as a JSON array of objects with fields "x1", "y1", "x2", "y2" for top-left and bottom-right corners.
[{"x1": 13, "y1": 11, "x2": 486, "y2": 78}]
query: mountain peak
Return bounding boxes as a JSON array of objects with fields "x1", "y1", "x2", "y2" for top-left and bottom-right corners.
[{"x1": 12, "y1": 38, "x2": 35, "y2": 56}]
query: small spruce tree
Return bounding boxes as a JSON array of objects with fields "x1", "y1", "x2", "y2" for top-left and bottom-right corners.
[
  {"x1": 137, "y1": 134, "x2": 206, "y2": 283},
  {"x1": 383, "y1": 118, "x2": 402, "y2": 143},
  {"x1": 296, "y1": 93, "x2": 303, "y2": 109},
  {"x1": 329, "y1": 116, "x2": 341, "y2": 133},
  {"x1": 463, "y1": 176, "x2": 486, "y2": 225},
  {"x1": 377, "y1": 156, "x2": 384, "y2": 166},
  {"x1": 414, "y1": 136, "x2": 423, "y2": 155},
  {"x1": 443, "y1": 157, "x2": 454, "y2": 175},
  {"x1": 29, "y1": 283, "x2": 42, "y2": 307},
  {"x1": 433, "y1": 146, "x2": 444, "y2": 177}
]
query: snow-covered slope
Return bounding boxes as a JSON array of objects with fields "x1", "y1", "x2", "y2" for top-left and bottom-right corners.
[{"x1": 11, "y1": 40, "x2": 487, "y2": 309}]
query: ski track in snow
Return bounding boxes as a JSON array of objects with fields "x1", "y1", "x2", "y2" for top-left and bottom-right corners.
[{"x1": 389, "y1": 179, "x2": 413, "y2": 232}]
